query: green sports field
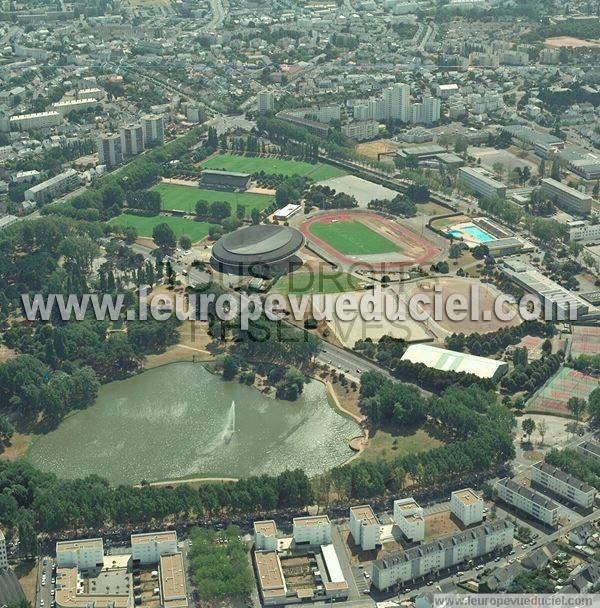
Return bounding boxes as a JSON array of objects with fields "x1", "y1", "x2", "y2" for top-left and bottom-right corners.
[
  {"x1": 309, "y1": 220, "x2": 402, "y2": 255},
  {"x1": 202, "y1": 153, "x2": 346, "y2": 181},
  {"x1": 273, "y1": 272, "x2": 361, "y2": 295},
  {"x1": 152, "y1": 183, "x2": 274, "y2": 216},
  {"x1": 109, "y1": 214, "x2": 212, "y2": 242}
]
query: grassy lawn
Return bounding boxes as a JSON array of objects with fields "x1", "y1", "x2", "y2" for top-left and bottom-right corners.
[
  {"x1": 273, "y1": 271, "x2": 361, "y2": 294},
  {"x1": 153, "y1": 183, "x2": 274, "y2": 216},
  {"x1": 202, "y1": 153, "x2": 346, "y2": 181},
  {"x1": 109, "y1": 213, "x2": 212, "y2": 242},
  {"x1": 360, "y1": 427, "x2": 444, "y2": 463},
  {"x1": 310, "y1": 220, "x2": 402, "y2": 255}
]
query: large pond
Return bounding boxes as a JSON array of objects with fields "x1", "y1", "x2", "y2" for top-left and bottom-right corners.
[{"x1": 27, "y1": 362, "x2": 360, "y2": 485}]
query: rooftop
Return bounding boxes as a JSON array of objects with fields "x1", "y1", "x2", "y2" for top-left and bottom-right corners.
[
  {"x1": 56, "y1": 538, "x2": 103, "y2": 552},
  {"x1": 255, "y1": 551, "x2": 286, "y2": 596},
  {"x1": 533, "y1": 461, "x2": 594, "y2": 494},
  {"x1": 293, "y1": 515, "x2": 330, "y2": 527},
  {"x1": 350, "y1": 505, "x2": 378, "y2": 525},
  {"x1": 452, "y1": 488, "x2": 482, "y2": 506},
  {"x1": 130, "y1": 531, "x2": 177, "y2": 545},
  {"x1": 159, "y1": 553, "x2": 187, "y2": 608},
  {"x1": 254, "y1": 521, "x2": 278, "y2": 537}
]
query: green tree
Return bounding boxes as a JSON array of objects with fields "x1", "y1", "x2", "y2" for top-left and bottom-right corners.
[
  {"x1": 567, "y1": 396, "x2": 587, "y2": 424},
  {"x1": 179, "y1": 235, "x2": 192, "y2": 251},
  {"x1": 152, "y1": 223, "x2": 177, "y2": 250},
  {"x1": 522, "y1": 418, "x2": 536, "y2": 442}
]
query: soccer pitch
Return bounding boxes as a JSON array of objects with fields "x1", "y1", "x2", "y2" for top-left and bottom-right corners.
[
  {"x1": 109, "y1": 213, "x2": 212, "y2": 242},
  {"x1": 309, "y1": 220, "x2": 402, "y2": 255},
  {"x1": 202, "y1": 153, "x2": 346, "y2": 181},
  {"x1": 152, "y1": 183, "x2": 274, "y2": 215},
  {"x1": 273, "y1": 272, "x2": 361, "y2": 295}
]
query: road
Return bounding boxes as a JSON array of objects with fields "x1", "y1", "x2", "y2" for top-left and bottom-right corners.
[{"x1": 205, "y1": 0, "x2": 226, "y2": 30}]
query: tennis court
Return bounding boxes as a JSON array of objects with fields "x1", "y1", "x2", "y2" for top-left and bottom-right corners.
[{"x1": 571, "y1": 325, "x2": 600, "y2": 357}]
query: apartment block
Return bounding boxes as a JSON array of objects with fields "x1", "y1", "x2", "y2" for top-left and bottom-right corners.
[
  {"x1": 97, "y1": 133, "x2": 122, "y2": 167},
  {"x1": 142, "y1": 114, "x2": 165, "y2": 145},
  {"x1": 257, "y1": 90, "x2": 275, "y2": 113},
  {"x1": 393, "y1": 498, "x2": 424, "y2": 542},
  {"x1": 0, "y1": 529, "x2": 7, "y2": 569},
  {"x1": 131, "y1": 531, "x2": 178, "y2": 564},
  {"x1": 459, "y1": 166, "x2": 507, "y2": 198},
  {"x1": 51, "y1": 99, "x2": 100, "y2": 116},
  {"x1": 24, "y1": 168, "x2": 82, "y2": 204},
  {"x1": 120, "y1": 124, "x2": 144, "y2": 157},
  {"x1": 8, "y1": 111, "x2": 61, "y2": 131},
  {"x1": 532, "y1": 462, "x2": 595, "y2": 509},
  {"x1": 342, "y1": 120, "x2": 379, "y2": 141},
  {"x1": 372, "y1": 520, "x2": 514, "y2": 591},
  {"x1": 56, "y1": 538, "x2": 104, "y2": 570},
  {"x1": 450, "y1": 488, "x2": 484, "y2": 526},
  {"x1": 292, "y1": 516, "x2": 332, "y2": 546},
  {"x1": 540, "y1": 178, "x2": 592, "y2": 215},
  {"x1": 578, "y1": 441, "x2": 600, "y2": 462},
  {"x1": 254, "y1": 521, "x2": 279, "y2": 551},
  {"x1": 349, "y1": 505, "x2": 380, "y2": 551},
  {"x1": 496, "y1": 478, "x2": 559, "y2": 526}
]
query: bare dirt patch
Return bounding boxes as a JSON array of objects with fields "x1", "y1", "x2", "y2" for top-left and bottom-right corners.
[
  {"x1": 14, "y1": 560, "x2": 38, "y2": 604},
  {"x1": 356, "y1": 139, "x2": 398, "y2": 160},
  {"x1": 545, "y1": 36, "x2": 600, "y2": 48},
  {"x1": 0, "y1": 345, "x2": 17, "y2": 363},
  {"x1": 424, "y1": 509, "x2": 461, "y2": 541}
]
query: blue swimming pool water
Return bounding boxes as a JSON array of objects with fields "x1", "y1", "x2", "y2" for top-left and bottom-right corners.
[{"x1": 450, "y1": 225, "x2": 495, "y2": 243}]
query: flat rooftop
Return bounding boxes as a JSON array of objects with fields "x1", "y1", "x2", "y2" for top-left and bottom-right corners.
[
  {"x1": 396, "y1": 499, "x2": 420, "y2": 511},
  {"x1": 159, "y1": 553, "x2": 187, "y2": 608},
  {"x1": 254, "y1": 521, "x2": 278, "y2": 537},
  {"x1": 131, "y1": 531, "x2": 177, "y2": 545},
  {"x1": 55, "y1": 567, "x2": 131, "y2": 608},
  {"x1": 453, "y1": 488, "x2": 481, "y2": 506},
  {"x1": 350, "y1": 505, "x2": 378, "y2": 525},
  {"x1": 255, "y1": 551, "x2": 286, "y2": 596},
  {"x1": 293, "y1": 515, "x2": 330, "y2": 527},
  {"x1": 56, "y1": 538, "x2": 103, "y2": 552}
]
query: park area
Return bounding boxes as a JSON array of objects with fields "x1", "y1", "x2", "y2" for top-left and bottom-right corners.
[
  {"x1": 272, "y1": 271, "x2": 361, "y2": 295},
  {"x1": 109, "y1": 213, "x2": 212, "y2": 242},
  {"x1": 201, "y1": 153, "x2": 346, "y2": 180},
  {"x1": 152, "y1": 182, "x2": 274, "y2": 216},
  {"x1": 527, "y1": 366, "x2": 599, "y2": 416}
]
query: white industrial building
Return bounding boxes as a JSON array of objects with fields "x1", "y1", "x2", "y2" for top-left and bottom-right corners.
[
  {"x1": 350, "y1": 505, "x2": 380, "y2": 551},
  {"x1": 131, "y1": 531, "x2": 178, "y2": 564},
  {"x1": 450, "y1": 488, "x2": 484, "y2": 526},
  {"x1": 56, "y1": 538, "x2": 104, "y2": 570},
  {"x1": 393, "y1": 498, "x2": 424, "y2": 542},
  {"x1": 532, "y1": 462, "x2": 596, "y2": 509},
  {"x1": 401, "y1": 344, "x2": 509, "y2": 381},
  {"x1": 24, "y1": 169, "x2": 82, "y2": 204},
  {"x1": 254, "y1": 521, "x2": 279, "y2": 551},
  {"x1": 273, "y1": 203, "x2": 301, "y2": 222},
  {"x1": 458, "y1": 166, "x2": 507, "y2": 199},
  {"x1": 540, "y1": 178, "x2": 593, "y2": 215},
  {"x1": 292, "y1": 516, "x2": 332, "y2": 545},
  {"x1": 496, "y1": 478, "x2": 559, "y2": 526},
  {"x1": 502, "y1": 260, "x2": 592, "y2": 321},
  {"x1": 372, "y1": 520, "x2": 514, "y2": 591}
]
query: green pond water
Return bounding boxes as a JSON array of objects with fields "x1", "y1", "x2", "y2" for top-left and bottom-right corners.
[{"x1": 27, "y1": 363, "x2": 360, "y2": 485}]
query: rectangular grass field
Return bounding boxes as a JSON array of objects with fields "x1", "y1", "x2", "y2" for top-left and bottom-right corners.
[
  {"x1": 310, "y1": 220, "x2": 402, "y2": 255},
  {"x1": 109, "y1": 213, "x2": 211, "y2": 242},
  {"x1": 202, "y1": 153, "x2": 346, "y2": 181},
  {"x1": 273, "y1": 272, "x2": 361, "y2": 295},
  {"x1": 152, "y1": 183, "x2": 274, "y2": 216}
]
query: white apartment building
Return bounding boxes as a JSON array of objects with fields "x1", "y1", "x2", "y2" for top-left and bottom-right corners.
[
  {"x1": 131, "y1": 531, "x2": 178, "y2": 564},
  {"x1": 353, "y1": 83, "x2": 411, "y2": 123},
  {"x1": 459, "y1": 166, "x2": 507, "y2": 198},
  {"x1": 411, "y1": 97, "x2": 441, "y2": 125},
  {"x1": 97, "y1": 133, "x2": 122, "y2": 167},
  {"x1": 257, "y1": 90, "x2": 275, "y2": 113},
  {"x1": 142, "y1": 114, "x2": 165, "y2": 145},
  {"x1": 0, "y1": 529, "x2": 8, "y2": 569},
  {"x1": 77, "y1": 88, "x2": 105, "y2": 100},
  {"x1": 120, "y1": 124, "x2": 144, "y2": 157},
  {"x1": 342, "y1": 120, "x2": 379, "y2": 141},
  {"x1": 350, "y1": 505, "x2": 380, "y2": 551},
  {"x1": 24, "y1": 169, "x2": 82, "y2": 204},
  {"x1": 8, "y1": 111, "x2": 61, "y2": 131},
  {"x1": 372, "y1": 520, "x2": 514, "y2": 591},
  {"x1": 56, "y1": 538, "x2": 104, "y2": 570},
  {"x1": 540, "y1": 178, "x2": 593, "y2": 215},
  {"x1": 51, "y1": 99, "x2": 100, "y2": 116},
  {"x1": 393, "y1": 498, "x2": 424, "y2": 542},
  {"x1": 450, "y1": 488, "x2": 484, "y2": 526},
  {"x1": 578, "y1": 441, "x2": 600, "y2": 462},
  {"x1": 496, "y1": 478, "x2": 559, "y2": 526},
  {"x1": 532, "y1": 462, "x2": 596, "y2": 509},
  {"x1": 286, "y1": 105, "x2": 341, "y2": 124},
  {"x1": 292, "y1": 516, "x2": 332, "y2": 545},
  {"x1": 254, "y1": 521, "x2": 279, "y2": 551},
  {"x1": 186, "y1": 106, "x2": 204, "y2": 123},
  {"x1": 569, "y1": 221, "x2": 600, "y2": 244}
]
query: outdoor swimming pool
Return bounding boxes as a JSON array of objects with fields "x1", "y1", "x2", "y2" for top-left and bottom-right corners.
[{"x1": 450, "y1": 224, "x2": 495, "y2": 243}]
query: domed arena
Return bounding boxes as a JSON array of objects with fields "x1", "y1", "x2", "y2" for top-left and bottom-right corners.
[{"x1": 211, "y1": 224, "x2": 305, "y2": 275}]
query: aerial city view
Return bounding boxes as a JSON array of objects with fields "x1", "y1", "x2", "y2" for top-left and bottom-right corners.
[{"x1": 0, "y1": 0, "x2": 600, "y2": 606}]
